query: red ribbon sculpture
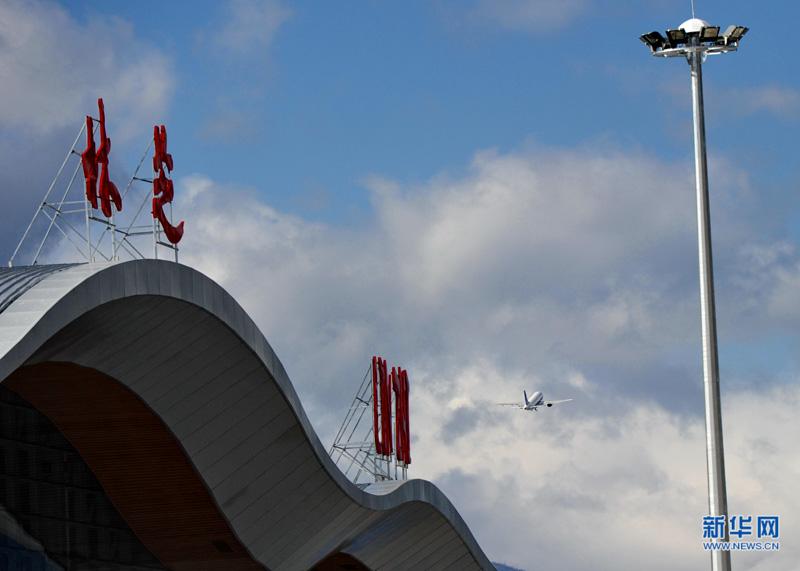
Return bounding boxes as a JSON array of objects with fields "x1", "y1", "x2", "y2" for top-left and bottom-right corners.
[
  {"x1": 80, "y1": 116, "x2": 98, "y2": 209},
  {"x1": 371, "y1": 356, "x2": 411, "y2": 464},
  {"x1": 151, "y1": 125, "x2": 184, "y2": 245},
  {"x1": 81, "y1": 98, "x2": 121, "y2": 217},
  {"x1": 394, "y1": 368, "x2": 411, "y2": 464},
  {"x1": 372, "y1": 356, "x2": 382, "y2": 453}
]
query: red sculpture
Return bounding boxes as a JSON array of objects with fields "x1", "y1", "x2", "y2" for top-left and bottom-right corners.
[
  {"x1": 393, "y1": 368, "x2": 411, "y2": 464},
  {"x1": 372, "y1": 356, "x2": 393, "y2": 456},
  {"x1": 153, "y1": 125, "x2": 173, "y2": 173},
  {"x1": 380, "y1": 358, "x2": 393, "y2": 456},
  {"x1": 80, "y1": 116, "x2": 98, "y2": 209},
  {"x1": 399, "y1": 368, "x2": 410, "y2": 464},
  {"x1": 80, "y1": 99, "x2": 122, "y2": 217},
  {"x1": 371, "y1": 356, "x2": 411, "y2": 464},
  {"x1": 151, "y1": 124, "x2": 184, "y2": 245},
  {"x1": 77, "y1": 99, "x2": 186, "y2": 247},
  {"x1": 372, "y1": 356, "x2": 382, "y2": 454},
  {"x1": 95, "y1": 99, "x2": 122, "y2": 217}
]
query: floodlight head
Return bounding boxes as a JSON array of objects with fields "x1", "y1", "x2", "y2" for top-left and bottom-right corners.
[
  {"x1": 640, "y1": 31, "x2": 666, "y2": 51},
  {"x1": 666, "y1": 28, "x2": 688, "y2": 47},
  {"x1": 724, "y1": 25, "x2": 749, "y2": 44},
  {"x1": 700, "y1": 26, "x2": 720, "y2": 41},
  {"x1": 640, "y1": 18, "x2": 748, "y2": 57}
]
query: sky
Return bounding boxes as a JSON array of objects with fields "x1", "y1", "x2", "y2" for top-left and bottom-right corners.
[{"x1": 1, "y1": 1, "x2": 799, "y2": 569}]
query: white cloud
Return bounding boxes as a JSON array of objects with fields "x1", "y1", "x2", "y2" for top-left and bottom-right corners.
[
  {"x1": 725, "y1": 85, "x2": 800, "y2": 120},
  {"x1": 0, "y1": 0, "x2": 174, "y2": 138},
  {"x1": 174, "y1": 145, "x2": 794, "y2": 418},
  {"x1": 419, "y1": 365, "x2": 800, "y2": 570},
  {"x1": 469, "y1": 0, "x2": 589, "y2": 33},
  {"x1": 729, "y1": 242, "x2": 800, "y2": 328},
  {"x1": 213, "y1": 0, "x2": 290, "y2": 54},
  {"x1": 173, "y1": 144, "x2": 799, "y2": 569}
]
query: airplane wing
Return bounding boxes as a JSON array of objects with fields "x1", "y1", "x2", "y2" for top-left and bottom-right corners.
[
  {"x1": 497, "y1": 403, "x2": 524, "y2": 409},
  {"x1": 542, "y1": 399, "x2": 573, "y2": 407}
]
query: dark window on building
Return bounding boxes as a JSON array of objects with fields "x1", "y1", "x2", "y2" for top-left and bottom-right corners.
[
  {"x1": 17, "y1": 481, "x2": 30, "y2": 514},
  {"x1": 88, "y1": 527, "x2": 99, "y2": 559},
  {"x1": 15, "y1": 450, "x2": 28, "y2": 476},
  {"x1": 0, "y1": 387, "x2": 165, "y2": 570}
]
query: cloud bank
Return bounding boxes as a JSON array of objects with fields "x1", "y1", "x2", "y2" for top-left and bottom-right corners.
[
  {"x1": 175, "y1": 145, "x2": 800, "y2": 568},
  {"x1": 0, "y1": 0, "x2": 173, "y2": 138}
]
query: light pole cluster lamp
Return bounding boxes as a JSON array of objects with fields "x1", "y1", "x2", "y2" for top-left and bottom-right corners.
[{"x1": 639, "y1": 17, "x2": 749, "y2": 571}]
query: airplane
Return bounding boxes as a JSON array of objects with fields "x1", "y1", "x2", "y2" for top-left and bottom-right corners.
[{"x1": 497, "y1": 390, "x2": 573, "y2": 412}]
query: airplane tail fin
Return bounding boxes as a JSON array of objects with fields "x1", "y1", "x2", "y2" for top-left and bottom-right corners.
[{"x1": 523, "y1": 390, "x2": 529, "y2": 406}]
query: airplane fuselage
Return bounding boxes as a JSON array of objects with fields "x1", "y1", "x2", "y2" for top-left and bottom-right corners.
[{"x1": 524, "y1": 390, "x2": 545, "y2": 410}]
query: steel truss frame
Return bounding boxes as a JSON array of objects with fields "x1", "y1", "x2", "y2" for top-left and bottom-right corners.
[
  {"x1": 329, "y1": 364, "x2": 408, "y2": 485},
  {"x1": 8, "y1": 121, "x2": 179, "y2": 267}
]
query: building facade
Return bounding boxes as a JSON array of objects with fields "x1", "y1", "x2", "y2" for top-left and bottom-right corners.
[{"x1": 0, "y1": 261, "x2": 493, "y2": 571}]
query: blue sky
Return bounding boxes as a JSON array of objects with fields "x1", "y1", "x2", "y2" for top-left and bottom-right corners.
[
  {"x1": 1, "y1": 1, "x2": 799, "y2": 569},
  {"x1": 54, "y1": 0, "x2": 800, "y2": 226}
]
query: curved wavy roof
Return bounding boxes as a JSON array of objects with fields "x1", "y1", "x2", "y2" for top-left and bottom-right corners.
[{"x1": 0, "y1": 261, "x2": 493, "y2": 570}]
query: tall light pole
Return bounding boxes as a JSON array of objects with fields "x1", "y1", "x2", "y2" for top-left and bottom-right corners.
[{"x1": 640, "y1": 17, "x2": 749, "y2": 571}]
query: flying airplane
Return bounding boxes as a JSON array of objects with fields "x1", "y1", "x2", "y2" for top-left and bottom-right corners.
[{"x1": 497, "y1": 390, "x2": 573, "y2": 412}]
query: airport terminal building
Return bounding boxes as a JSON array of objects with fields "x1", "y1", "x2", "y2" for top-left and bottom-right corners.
[{"x1": 0, "y1": 261, "x2": 493, "y2": 570}]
